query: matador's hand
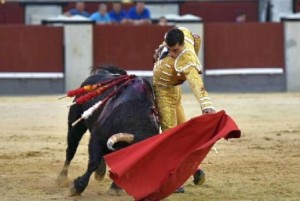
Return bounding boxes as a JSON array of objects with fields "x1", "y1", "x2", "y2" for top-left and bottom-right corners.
[
  {"x1": 202, "y1": 108, "x2": 216, "y2": 114},
  {"x1": 153, "y1": 49, "x2": 159, "y2": 63},
  {"x1": 153, "y1": 45, "x2": 166, "y2": 63},
  {"x1": 193, "y1": 34, "x2": 200, "y2": 39}
]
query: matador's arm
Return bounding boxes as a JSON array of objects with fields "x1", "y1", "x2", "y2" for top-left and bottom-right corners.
[
  {"x1": 183, "y1": 67, "x2": 215, "y2": 113},
  {"x1": 193, "y1": 34, "x2": 201, "y2": 55}
]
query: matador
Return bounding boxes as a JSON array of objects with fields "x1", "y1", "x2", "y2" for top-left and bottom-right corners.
[{"x1": 153, "y1": 27, "x2": 215, "y2": 131}]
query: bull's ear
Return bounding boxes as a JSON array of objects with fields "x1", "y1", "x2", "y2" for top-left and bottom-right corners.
[{"x1": 107, "y1": 133, "x2": 134, "y2": 151}]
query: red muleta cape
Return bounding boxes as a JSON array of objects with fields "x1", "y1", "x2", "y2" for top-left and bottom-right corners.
[{"x1": 104, "y1": 110, "x2": 241, "y2": 201}]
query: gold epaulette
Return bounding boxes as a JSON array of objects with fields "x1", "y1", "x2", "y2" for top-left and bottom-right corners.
[{"x1": 174, "y1": 48, "x2": 202, "y2": 74}]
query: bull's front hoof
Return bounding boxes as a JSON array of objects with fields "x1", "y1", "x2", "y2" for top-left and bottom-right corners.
[
  {"x1": 55, "y1": 174, "x2": 70, "y2": 188},
  {"x1": 107, "y1": 188, "x2": 125, "y2": 196},
  {"x1": 94, "y1": 172, "x2": 105, "y2": 181},
  {"x1": 107, "y1": 182, "x2": 125, "y2": 196},
  {"x1": 69, "y1": 182, "x2": 82, "y2": 197}
]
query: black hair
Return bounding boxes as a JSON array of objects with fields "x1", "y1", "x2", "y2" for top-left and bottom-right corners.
[
  {"x1": 237, "y1": 11, "x2": 246, "y2": 16},
  {"x1": 165, "y1": 28, "x2": 184, "y2": 47},
  {"x1": 90, "y1": 64, "x2": 127, "y2": 75}
]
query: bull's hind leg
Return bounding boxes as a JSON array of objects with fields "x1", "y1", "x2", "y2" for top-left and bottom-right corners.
[
  {"x1": 193, "y1": 169, "x2": 206, "y2": 185},
  {"x1": 56, "y1": 105, "x2": 88, "y2": 187},
  {"x1": 69, "y1": 134, "x2": 102, "y2": 196},
  {"x1": 107, "y1": 182, "x2": 125, "y2": 196}
]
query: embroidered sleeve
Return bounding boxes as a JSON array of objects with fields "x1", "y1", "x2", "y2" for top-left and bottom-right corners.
[
  {"x1": 193, "y1": 34, "x2": 201, "y2": 55},
  {"x1": 183, "y1": 67, "x2": 214, "y2": 111}
]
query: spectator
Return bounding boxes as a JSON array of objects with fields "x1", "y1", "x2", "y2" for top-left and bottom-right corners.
[
  {"x1": 64, "y1": 1, "x2": 90, "y2": 18},
  {"x1": 109, "y1": 2, "x2": 127, "y2": 24},
  {"x1": 235, "y1": 12, "x2": 247, "y2": 22},
  {"x1": 90, "y1": 3, "x2": 111, "y2": 24},
  {"x1": 158, "y1": 16, "x2": 168, "y2": 26},
  {"x1": 126, "y1": 1, "x2": 151, "y2": 25}
]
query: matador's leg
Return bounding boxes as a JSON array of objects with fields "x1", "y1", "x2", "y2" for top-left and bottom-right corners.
[
  {"x1": 154, "y1": 86, "x2": 179, "y2": 131},
  {"x1": 176, "y1": 87, "x2": 186, "y2": 125}
]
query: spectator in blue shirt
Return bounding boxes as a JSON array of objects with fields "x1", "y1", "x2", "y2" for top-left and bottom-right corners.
[
  {"x1": 109, "y1": 2, "x2": 127, "y2": 24},
  {"x1": 64, "y1": 1, "x2": 90, "y2": 18},
  {"x1": 90, "y1": 3, "x2": 111, "y2": 24},
  {"x1": 126, "y1": 1, "x2": 151, "y2": 25}
]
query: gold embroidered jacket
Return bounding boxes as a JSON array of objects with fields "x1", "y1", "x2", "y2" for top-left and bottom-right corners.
[{"x1": 153, "y1": 27, "x2": 214, "y2": 111}]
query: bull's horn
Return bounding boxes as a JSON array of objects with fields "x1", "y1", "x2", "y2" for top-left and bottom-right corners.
[{"x1": 107, "y1": 133, "x2": 134, "y2": 151}]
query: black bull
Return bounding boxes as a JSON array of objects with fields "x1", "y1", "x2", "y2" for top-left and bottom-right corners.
[{"x1": 56, "y1": 66, "x2": 160, "y2": 196}]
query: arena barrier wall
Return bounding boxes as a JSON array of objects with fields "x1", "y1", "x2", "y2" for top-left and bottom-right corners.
[
  {"x1": 180, "y1": 0, "x2": 259, "y2": 23},
  {"x1": 93, "y1": 25, "x2": 170, "y2": 71},
  {"x1": 203, "y1": 22, "x2": 286, "y2": 92},
  {"x1": 296, "y1": 0, "x2": 300, "y2": 12},
  {"x1": 0, "y1": 2, "x2": 24, "y2": 24},
  {"x1": 0, "y1": 25, "x2": 64, "y2": 94},
  {"x1": 1, "y1": 22, "x2": 299, "y2": 94}
]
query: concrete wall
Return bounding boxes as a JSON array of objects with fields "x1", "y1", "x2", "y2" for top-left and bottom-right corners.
[
  {"x1": 146, "y1": 4, "x2": 179, "y2": 19},
  {"x1": 64, "y1": 24, "x2": 93, "y2": 91},
  {"x1": 25, "y1": 5, "x2": 62, "y2": 25},
  {"x1": 284, "y1": 20, "x2": 300, "y2": 91},
  {"x1": 270, "y1": 0, "x2": 293, "y2": 22}
]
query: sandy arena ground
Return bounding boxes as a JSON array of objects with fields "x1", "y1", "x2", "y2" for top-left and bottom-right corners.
[{"x1": 0, "y1": 92, "x2": 300, "y2": 201}]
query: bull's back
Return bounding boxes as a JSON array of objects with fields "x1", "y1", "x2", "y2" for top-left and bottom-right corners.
[{"x1": 95, "y1": 77, "x2": 159, "y2": 143}]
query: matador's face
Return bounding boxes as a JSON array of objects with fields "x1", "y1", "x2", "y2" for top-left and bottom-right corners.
[{"x1": 167, "y1": 43, "x2": 184, "y2": 59}]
